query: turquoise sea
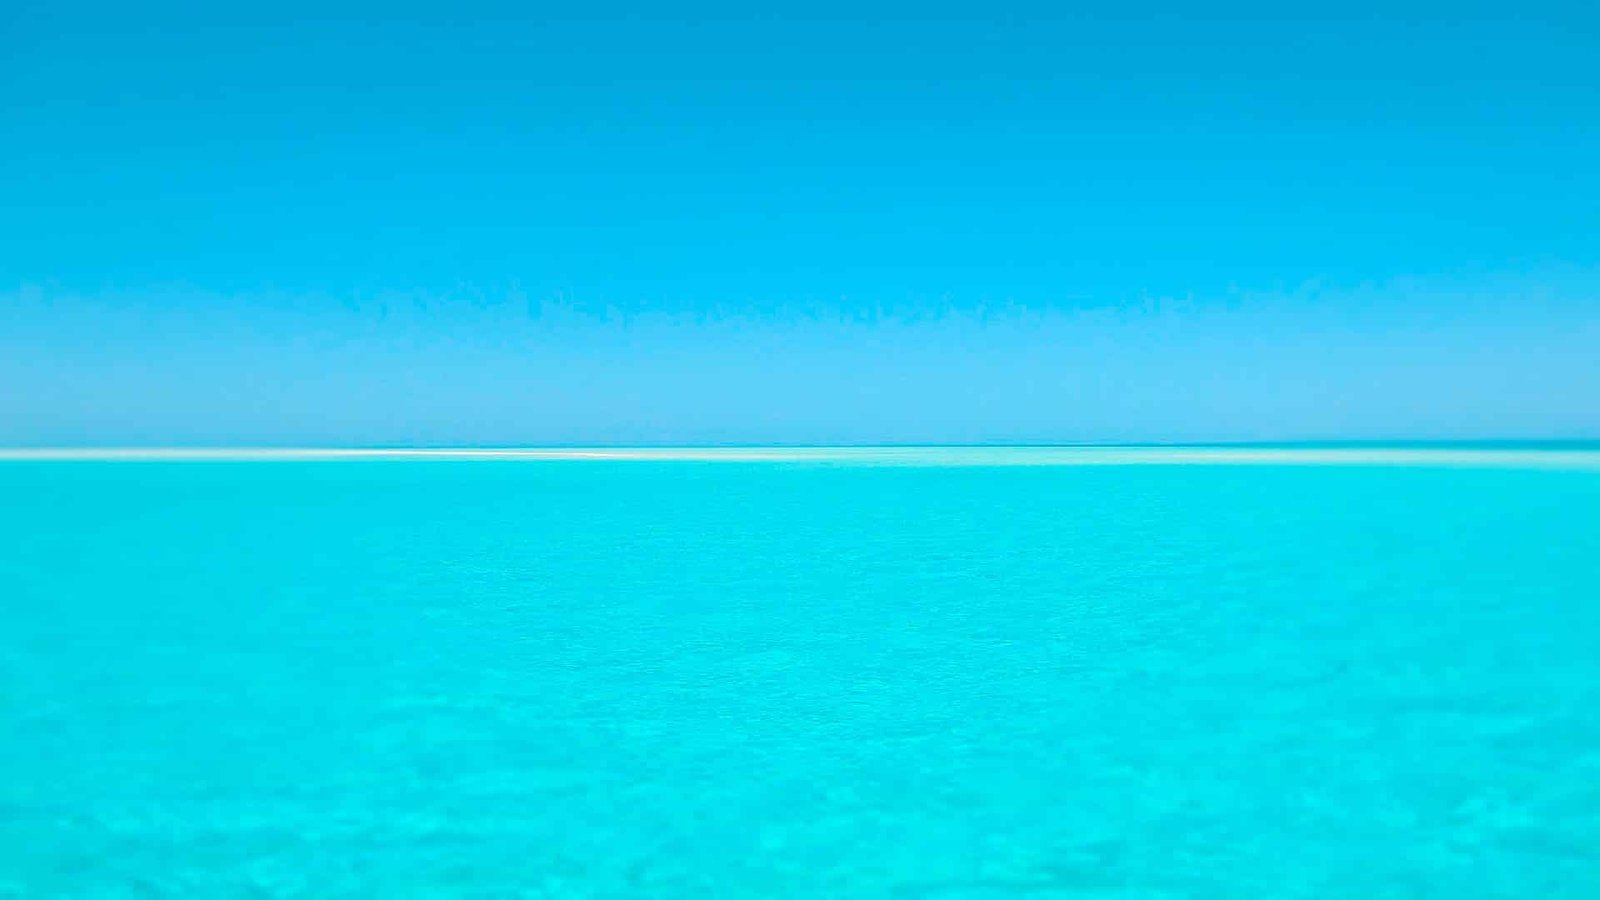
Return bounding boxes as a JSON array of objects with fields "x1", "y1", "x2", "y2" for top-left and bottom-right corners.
[{"x1": 3, "y1": 450, "x2": 1599, "y2": 897}]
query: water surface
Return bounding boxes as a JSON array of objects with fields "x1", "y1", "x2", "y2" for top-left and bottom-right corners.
[{"x1": 3, "y1": 453, "x2": 1598, "y2": 896}]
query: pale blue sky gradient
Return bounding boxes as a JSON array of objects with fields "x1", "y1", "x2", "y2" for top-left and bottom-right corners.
[{"x1": 4, "y1": 1, "x2": 1598, "y2": 444}]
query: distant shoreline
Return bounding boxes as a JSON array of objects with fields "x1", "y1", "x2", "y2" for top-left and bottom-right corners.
[{"x1": 4, "y1": 446, "x2": 1600, "y2": 468}]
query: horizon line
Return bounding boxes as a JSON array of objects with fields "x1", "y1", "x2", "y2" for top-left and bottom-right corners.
[{"x1": 5, "y1": 444, "x2": 1600, "y2": 469}]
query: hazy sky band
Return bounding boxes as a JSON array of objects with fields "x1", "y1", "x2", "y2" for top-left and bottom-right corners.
[{"x1": 7, "y1": 273, "x2": 1598, "y2": 445}]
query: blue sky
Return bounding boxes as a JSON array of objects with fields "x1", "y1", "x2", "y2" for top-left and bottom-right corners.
[{"x1": 3, "y1": 1, "x2": 1598, "y2": 444}]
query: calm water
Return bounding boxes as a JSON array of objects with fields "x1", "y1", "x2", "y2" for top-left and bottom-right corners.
[{"x1": 3, "y1": 456, "x2": 1599, "y2": 897}]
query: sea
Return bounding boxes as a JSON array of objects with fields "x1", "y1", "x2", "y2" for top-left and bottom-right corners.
[{"x1": 3, "y1": 448, "x2": 1598, "y2": 897}]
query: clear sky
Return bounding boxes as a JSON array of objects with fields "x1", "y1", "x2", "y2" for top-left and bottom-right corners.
[{"x1": 4, "y1": 0, "x2": 1598, "y2": 445}]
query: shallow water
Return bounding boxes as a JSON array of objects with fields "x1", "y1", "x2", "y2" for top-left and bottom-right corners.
[{"x1": 3, "y1": 457, "x2": 1599, "y2": 897}]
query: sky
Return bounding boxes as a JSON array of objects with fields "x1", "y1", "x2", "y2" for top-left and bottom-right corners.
[{"x1": 3, "y1": 0, "x2": 1598, "y2": 445}]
